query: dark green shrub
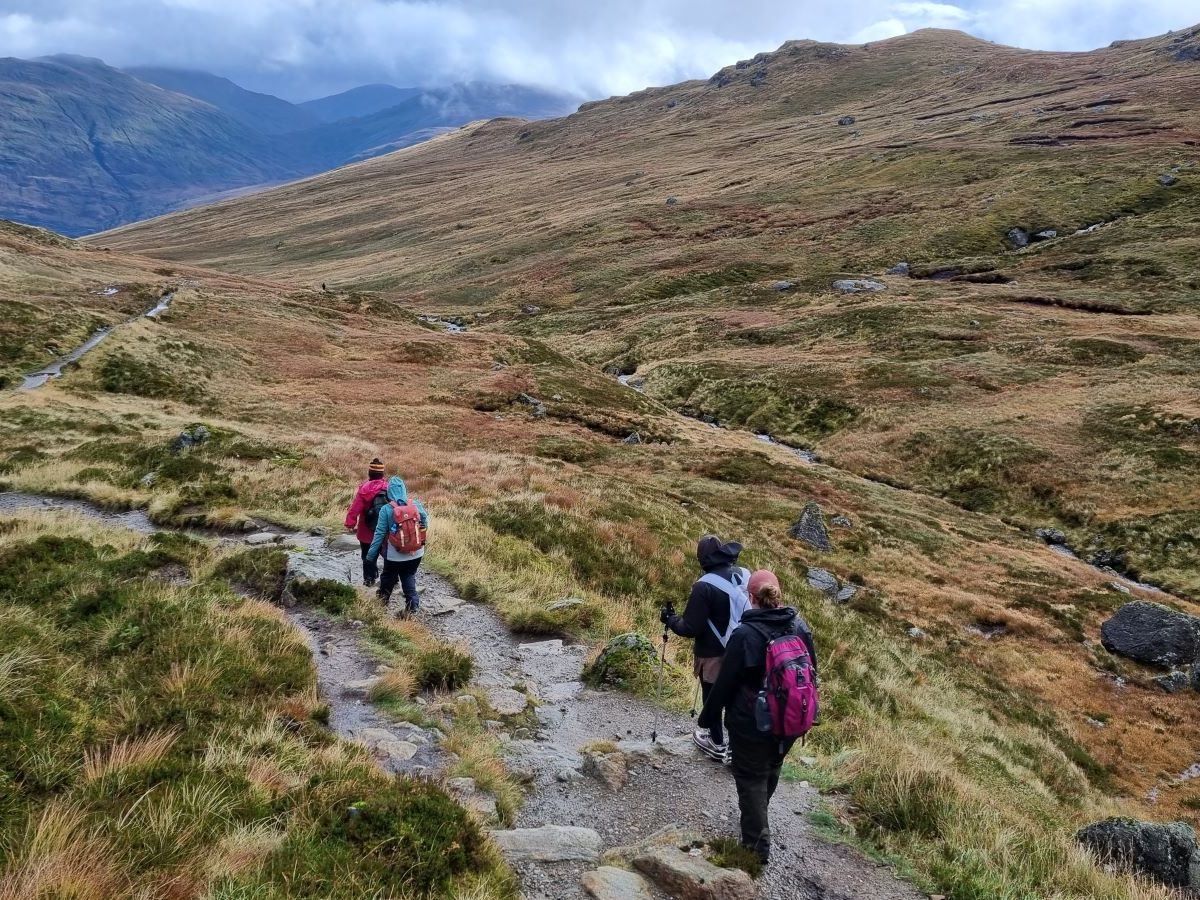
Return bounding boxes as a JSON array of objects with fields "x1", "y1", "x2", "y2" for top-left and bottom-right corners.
[
  {"x1": 414, "y1": 644, "x2": 473, "y2": 690},
  {"x1": 708, "y1": 837, "x2": 764, "y2": 878},
  {"x1": 98, "y1": 351, "x2": 204, "y2": 402},
  {"x1": 290, "y1": 578, "x2": 357, "y2": 615},
  {"x1": 214, "y1": 548, "x2": 288, "y2": 600},
  {"x1": 253, "y1": 778, "x2": 489, "y2": 897}
]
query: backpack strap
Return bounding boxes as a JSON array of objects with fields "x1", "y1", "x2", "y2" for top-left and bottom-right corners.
[{"x1": 699, "y1": 571, "x2": 751, "y2": 647}]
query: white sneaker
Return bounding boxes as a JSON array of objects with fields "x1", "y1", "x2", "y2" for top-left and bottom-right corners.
[{"x1": 692, "y1": 728, "x2": 728, "y2": 762}]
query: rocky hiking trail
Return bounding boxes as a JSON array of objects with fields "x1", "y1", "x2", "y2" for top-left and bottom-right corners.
[{"x1": 0, "y1": 491, "x2": 923, "y2": 899}]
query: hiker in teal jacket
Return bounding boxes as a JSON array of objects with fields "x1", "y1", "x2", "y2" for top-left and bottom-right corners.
[{"x1": 367, "y1": 476, "x2": 429, "y2": 614}]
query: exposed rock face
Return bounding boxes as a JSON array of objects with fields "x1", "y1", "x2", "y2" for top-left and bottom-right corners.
[
  {"x1": 1033, "y1": 229, "x2": 1058, "y2": 241},
  {"x1": 807, "y1": 568, "x2": 840, "y2": 595},
  {"x1": 887, "y1": 262, "x2": 910, "y2": 275},
  {"x1": 172, "y1": 424, "x2": 211, "y2": 453},
  {"x1": 632, "y1": 847, "x2": 757, "y2": 900},
  {"x1": 1035, "y1": 527, "x2": 1067, "y2": 545},
  {"x1": 624, "y1": 432, "x2": 643, "y2": 445},
  {"x1": 1100, "y1": 601, "x2": 1200, "y2": 668},
  {"x1": 773, "y1": 280, "x2": 795, "y2": 291},
  {"x1": 584, "y1": 633, "x2": 658, "y2": 687},
  {"x1": 1077, "y1": 818, "x2": 1200, "y2": 889},
  {"x1": 1159, "y1": 173, "x2": 1179, "y2": 187},
  {"x1": 838, "y1": 115, "x2": 856, "y2": 125},
  {"x1": 491, "y1": 825, "x2": 603, "y2": 862},
  {"x1": 1007, "y1": 227, "x2": 1030, "y2": 248},
  {"x1": 833, "y1": 278, "x2": 886, "y2": 293},
  {"x1": 790, "y1": 501, "x2": 832, "y2": 551}
]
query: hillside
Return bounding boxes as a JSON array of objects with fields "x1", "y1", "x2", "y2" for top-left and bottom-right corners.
[
  {"x1": 4, "y1": 23, "x2": 1200, "y2": 900},
  {"x1": 102, "y1": 27, "x2": 1200, "y2": 597}
]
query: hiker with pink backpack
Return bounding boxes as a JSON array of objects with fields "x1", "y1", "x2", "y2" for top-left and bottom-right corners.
[
  {"x1": 697, "y1": 569, "x2": 819, "y2": 865},
  {"x1": 365, "y1": 476, "x2": 429, "y2": 616}
]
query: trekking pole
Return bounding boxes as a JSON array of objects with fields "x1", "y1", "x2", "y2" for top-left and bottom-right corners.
[
  {"x1": 650, "y1": 622, "x2": 669, "y2": 743},
  {"x1": 688, "y1": 677, "x2": 701, "y2": 718}
]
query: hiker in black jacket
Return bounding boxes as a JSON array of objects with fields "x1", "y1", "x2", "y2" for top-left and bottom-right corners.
[
  {"x1": 699, "y1": 569, "x2": 817, "y2": 864},
  {"x1": 661, "y1": 534, "x2": 749, "y2": 761}
]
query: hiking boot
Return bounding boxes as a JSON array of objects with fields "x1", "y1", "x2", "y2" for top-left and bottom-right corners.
[{"x1": 692, "y1": 728, "x2": 728, "y2": 762}]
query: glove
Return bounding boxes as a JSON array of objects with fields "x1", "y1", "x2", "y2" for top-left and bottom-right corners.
[{"x1": 660, "y1": 603, "x2": 676, "y2": 625}]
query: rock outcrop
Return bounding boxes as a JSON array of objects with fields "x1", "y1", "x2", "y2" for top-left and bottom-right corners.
[
  {"x1": 632, "y1": 847, "x2": 757, "y2": 900},
  {"x1": 1100, "y1": 601, "x2": 1200, "y2": 668},
  {"x1": 1077, "y1": 818, "x2": 1200, "y2": 889},
  {"x1": 833, "y1": 278, "x2": 886, "y2": 293},
  {"x1": 789, "y1": 500, "x2": 832, "y2": 551}
]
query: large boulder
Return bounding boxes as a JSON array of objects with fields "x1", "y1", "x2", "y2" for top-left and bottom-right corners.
[
  {"x1": 1077, "y1": 818, "x2": 1200, "y2": 889},
  {"x1": 632, "y1": 847, "x2": 757, "y2": 900},
  {"x1": 1100, "y1": 601, "x2": 1200, "y2": 668},
  {"x1": 584, "y1": 632, "x2": 658, "y2": 688},
  {"x1": 789, "y1": 500, "x2": 832, "y2": 551}
]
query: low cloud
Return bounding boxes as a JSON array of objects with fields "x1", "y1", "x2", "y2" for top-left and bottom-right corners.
[{"x1": 0, "y1": 0, "x2": 1195, "y2": 101}]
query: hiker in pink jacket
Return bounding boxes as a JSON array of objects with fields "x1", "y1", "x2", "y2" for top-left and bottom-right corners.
[{"x1": 344, "y1": 457, "x2": 389, "y2": 586}]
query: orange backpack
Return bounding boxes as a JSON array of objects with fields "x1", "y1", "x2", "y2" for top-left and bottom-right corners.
[{"x1": 386, "y1": 500, "x2": 426, "y2": 554}]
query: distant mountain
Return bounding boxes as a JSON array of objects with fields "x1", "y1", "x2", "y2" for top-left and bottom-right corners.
[
  {"x1": 0, "y1": 55, "x2": 302, "y2": 236},
  {"x1": 299, "y1": 84, "x2": 422, "y2": 123},
  {"x1": 125, "y1": 66, "x2": 319, "y2": 134},
  {"x1": 0, "y1": 56, "x2": 579, "y2": 235},
  {"x1": 298, "y1": 83, "x2": 580, "y2": 165}
]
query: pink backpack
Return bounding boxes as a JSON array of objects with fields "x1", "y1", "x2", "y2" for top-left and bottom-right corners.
[{"x1": 751, "y1": 627, "x2": 819, "y2": 743}]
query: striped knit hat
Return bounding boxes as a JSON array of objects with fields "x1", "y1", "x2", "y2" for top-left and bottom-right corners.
[{"x1": 368, "y1": 458, "x2": 385, "y2": 478}]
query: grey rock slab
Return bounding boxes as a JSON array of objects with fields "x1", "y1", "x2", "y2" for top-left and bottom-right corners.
[
  {"x1": 632, "y1": 847, "x2": 757, "y2": 900},
  {"x1": 491, "y1": 825, "x2": 603, "y2": 862},
  {"x1": 887, "y1": 262, "x2": 910, "y2": 275},
  {"x1": 581, "y1": 866, "x2": 655, "y2": 900},
  {"x1": 328, "y1": 533, "x2": 361, "y2": 552},
  {"x1": 244, "y1": 532, "x2": 281, "y2": 545},
  {"x1": 356, "y1": 727, "x2": 397, "y2": 746},
  {"x1": 342, "y1": 676, "x2": 381, "y2": 697},
  {"x1": 832, "y1": 278, "x2": 886, "y2": 293},
  {"x1": 541, "y1": 681, "x2": 583, "y2": 702},
  {"x1": 376, "y1": 740, "x2": 419, "y2": 762},
  {"x1": 487, "y1": 686, "x2": 530, "y2": 716},
  {"x1": 807, "y1": 568, "x2": 840, "y2": 596},
  {"x1": 835, "y1": 585, "x2": 859, "y2": 604}
]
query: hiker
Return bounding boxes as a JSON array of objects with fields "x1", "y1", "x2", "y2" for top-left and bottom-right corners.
[
  {"x1": 699, "y1": 569, "x2": 818, "y2": 865},
  {"x1": 366, "y1": 475, "x2": 429, "y2": 615},
  {"x1": 343, "y1": 457, "x2": 389, "y2": 587},
  {"x1": 661, "y1": 534, "x2": 750, "y2": 761}
]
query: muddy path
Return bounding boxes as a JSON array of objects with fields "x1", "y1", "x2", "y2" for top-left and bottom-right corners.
[{"x1": 0, "y1": 491, "x2": 922, "y2": 899}]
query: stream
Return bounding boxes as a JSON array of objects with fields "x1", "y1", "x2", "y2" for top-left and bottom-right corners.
[{"x1": 19, "y1": 291, "x2": 175, "y2": 391}]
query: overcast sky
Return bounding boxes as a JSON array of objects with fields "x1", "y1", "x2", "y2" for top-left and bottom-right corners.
[{"x1": 0, "y1": 0, "x2": 1195, "y2": 101}]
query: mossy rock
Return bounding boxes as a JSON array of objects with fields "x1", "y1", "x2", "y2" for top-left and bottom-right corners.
[{"x1": 584, "y1": 632, "x2": 658, "y2": 688}]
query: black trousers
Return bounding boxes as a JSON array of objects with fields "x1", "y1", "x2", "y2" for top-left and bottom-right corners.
[
  {"x1": 700, "y1": 680, "x2": 725, "y2": 745},
  {"x1": 379, "y1": 557, "x2": 421, "y2": 609},
  {"x1": 359, "y1": 542, "x2": 378, "y2": 585},
  {"x1": 729, "y1": 733, "x2": 795, "y2": 861}
]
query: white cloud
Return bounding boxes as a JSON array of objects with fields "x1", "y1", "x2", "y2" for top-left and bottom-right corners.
[{"x1": 0, "y1": 0, "x2": 1194, "y2": 100}]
